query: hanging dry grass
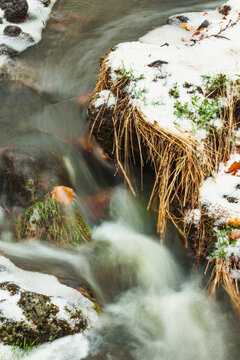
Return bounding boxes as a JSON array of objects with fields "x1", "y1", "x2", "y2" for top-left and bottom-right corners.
[
  {"x1": 206, "y1": 257, "x2": 240, "y2": 314},
  {"x1": 89, "y1": 53, "x2": 235, "y2": 240}
]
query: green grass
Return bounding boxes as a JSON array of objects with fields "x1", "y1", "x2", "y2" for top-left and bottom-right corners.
[
  {"x1": 117, "y1": 60, "x2": 145, "y2": 83},
  {"x1": 169, "y1": 82, "x2": 180, "y2": 99},
  {"x1": 11, "y1": 337, "x2": 39, "y2": 357}
]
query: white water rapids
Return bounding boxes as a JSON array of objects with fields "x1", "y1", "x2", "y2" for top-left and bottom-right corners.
[{"x1": 0, "y1": 188, "x2": 236, "y2": 360}]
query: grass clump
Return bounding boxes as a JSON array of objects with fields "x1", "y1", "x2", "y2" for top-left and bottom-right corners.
[{"x1": 16, "y1": 195, "x2": 91, "y2": 246}]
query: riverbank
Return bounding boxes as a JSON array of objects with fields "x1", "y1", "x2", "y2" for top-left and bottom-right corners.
[{"x1": 88, "y1": 0, "x2": 240, "y2": 310}]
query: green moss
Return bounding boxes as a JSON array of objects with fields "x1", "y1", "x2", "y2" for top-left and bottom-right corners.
[
  {"x1": 16, "y1": 195, "x2": 91, "y2": 246},
  {"x1": 92, "y1": 302, "x2": 101, "y2": 313},
  {"x1": 0, "y1": 286, "x2": 88, "y2": 348}
]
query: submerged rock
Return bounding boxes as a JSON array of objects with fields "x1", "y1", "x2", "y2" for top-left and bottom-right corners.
[{"x1": 0, "y1": 145, "x2": 71, "y2": 208}]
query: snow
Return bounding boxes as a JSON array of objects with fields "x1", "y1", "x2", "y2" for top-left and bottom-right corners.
[
  {"x1": 200, "y1": 151, "x2": 240, "y2": 222},
  {"x1": 184, "y1": 209, "x2": 201, "y2": 225},
  {"x1": 0, "y1": 0, "x2": 57, "y2": 64},
  {"x1": 0, "y1": 290, "x2": 25, "y2": 323},
  {"x1": 0, "y1": 255, "x2": 99, "y2": 327},
  {"x1": 93, "y1": 89, "x2": 116, "y2": 108},
  {"x1": 104, "y1": 0, "x2": 240, "y2": 144}
]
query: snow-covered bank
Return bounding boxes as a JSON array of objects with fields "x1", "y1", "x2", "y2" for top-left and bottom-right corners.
[
  {"x1": 89, "y1": 0, "x2": 240, "y2": 309},
  {"x1": 0, "y1": 0, "x2": 57, "y2": 66},
  {"x1": 92, "y1": 0, "x2": 240, "y2": 145}
]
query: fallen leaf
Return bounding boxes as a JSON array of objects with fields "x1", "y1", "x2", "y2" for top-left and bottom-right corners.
[
  {"x1": 228, "y1": 218, "x2": 240, "y2": 226},
  {"x1": 181, "y1": 23, "x2": 195, "y2": 31},
  {"x1": 51, "y1": 186, "x2": 74, "y2": 205},
  {"x1": 225, "y1": 161, "x2": 240, "y2": 175},
  {"x1": 229, "y1": 230, "x2": 240, "y2": 240}
]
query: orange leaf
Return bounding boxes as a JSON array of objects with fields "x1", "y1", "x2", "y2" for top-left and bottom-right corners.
[
  {"x1": 51, "y1": 186, "x2": 74, "y2": 206},
  {"x1": 225, "y1": 161, "x2": 240, "y2": 175},
  {"x1": 229, "y1": 230, "x2": 240, "y2": 240},
  {"x1": 181, "y1": 23, "x2": 195, "y2": 31},
  {"x1": 228, "y1": 218, "x2": 240, "y2": 226}
]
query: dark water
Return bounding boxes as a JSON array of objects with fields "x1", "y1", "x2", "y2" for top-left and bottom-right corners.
[{"x1": 1, "y1": 0, "x2": 239, "y2": 359}]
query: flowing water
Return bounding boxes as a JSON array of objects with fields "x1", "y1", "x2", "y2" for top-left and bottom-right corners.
[{"x1": 0, "y1": 0, "x2": 240, "y2": 359}]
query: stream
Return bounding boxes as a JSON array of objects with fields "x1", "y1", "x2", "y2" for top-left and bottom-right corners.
[{"x1": 0, "y1": 0, "x2": 240, "y2": 359}]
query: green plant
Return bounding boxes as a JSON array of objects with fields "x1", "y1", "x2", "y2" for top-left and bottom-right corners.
[
  {"x1": 151, "y1": 98, "x2": 165, "y2": 107},
  {"x1": 173, "y1": 88, "x2": 222, "y2": 132},
  {"x1": 11, "y1": 337, "x2": 39, "y2": 356},
  {"x1": 133, "y1": 87, "x2": 148, "y2": 99},
  {"x1": 117, "y1": 60, "x2": 145, "y2": 82},
  {"x1": 174, "y1": 100, "x2": 189, "y2": 118},
  {"x1": 17, "y1": 195, "x2": 91, "y2": 246},
  {"x1": 169, "y1": 83, "x2": 180, "y2": 99},
  {"x1": 201, "y1": 73, "x2": 229, "y2": 93}
]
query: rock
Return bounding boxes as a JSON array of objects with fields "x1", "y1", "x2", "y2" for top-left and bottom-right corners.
[
  {"x1": 218, "y1": 5, "x2": 231, "y2": 16},
  {"x1": 40, "y1": 0, "x2": 51, "y2": 7},
  {"x1": 0, "y1": 0, "x2": 28, "y2": 24},
  {"x1": 167, "y1": 15, "x2": 189, "y2": 25},
  {"x1": 197, "y1": 20, "x2": 209, "y2": 30},
  {"x1": 0, "y1": 145, "x2": 71, "y2": 208},
  {"x1": 0, "y1": 44, "x2": 18, "y2": 56},
  {"x1": 16, "y1": 194, "x2": 91, "y2": 246},
  {"x1": 4, "y1": 25, "x2": 22, "y2": 37},
  {"x1": 0, "y1": 256, "x2": 99, "y2": 348},
  {"x1": 0, "y1": 283, "x2": 86, "y2": 346}
]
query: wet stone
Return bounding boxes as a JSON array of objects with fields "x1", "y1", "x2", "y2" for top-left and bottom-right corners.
[
  {"x1": 0, "y1": 44, "x2": 18, "y2": 56},
  {"x1": 197, "y1": 20, "x2": 210, "y2": 30},
  {"x1": 4, "y1": 25, "x2": 22, "y2": 37},
  {"x1": 167, "y1": 15, "x2": 189, "y2": 25},
  {"x1": 0, "y1": 0, "x2": 28, "y2": 23},
  {"x1": 0, "y1": 145, "x2": 71, "y2": 208},
  {"x1": 41, "y1": 0, "x2": 51, "y2": 7},
  {"x1": 218, "y1": 5, "x2": 231, "y2": 16}
]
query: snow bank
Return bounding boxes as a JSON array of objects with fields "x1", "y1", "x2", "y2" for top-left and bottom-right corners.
[{"x1": 94, "y1": 0, "x2": 240, "y2": 146}]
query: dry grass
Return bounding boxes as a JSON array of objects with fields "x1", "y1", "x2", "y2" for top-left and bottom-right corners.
[
  {"x1": 90, "y1": 53, "x2": 234, "y2": 240},
  {"x1": 206, "y1": 257, "x2": 240, "y2": 314}
]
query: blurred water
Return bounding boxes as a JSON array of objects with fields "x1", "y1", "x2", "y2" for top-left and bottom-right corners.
[
  {"x1": 0, "y1": 0, "x2": 238, "y2": 359},
  {"x1": 0, "y1": 188, "x2": 238, "y2": 359}
]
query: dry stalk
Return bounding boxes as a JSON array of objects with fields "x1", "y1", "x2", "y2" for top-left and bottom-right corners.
[{"x1": 90, "y1": 53, "x2": 234, "y2": 239}]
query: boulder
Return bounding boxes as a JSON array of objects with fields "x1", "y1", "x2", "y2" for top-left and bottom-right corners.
[{"x1": 0, "y1": 0, "x2": 28, "y2": 24}]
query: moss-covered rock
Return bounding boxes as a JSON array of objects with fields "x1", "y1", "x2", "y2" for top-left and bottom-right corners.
[
  {"x1": 16, "y1": 195, "x2": 91, "y2": 246},
  {"x1": 0, "y1": 281, "x2": 88, "y2": 347}
]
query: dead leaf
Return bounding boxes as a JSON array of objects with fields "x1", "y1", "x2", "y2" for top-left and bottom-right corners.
[
  {"x1": 51, "y1": 186, "x2": 74, "y2": 205},
  {"x1": 193, "y1": 28, "x2": 204, "y2": 36},
  {"x1": 181, "y1": 23, "x2": 195, "y2": 31},
  {"x1": 229, "y1": 230, "x2": 240, "y2": 240},
  {"x1": 228, "y1": 218, "x2": 240, "y2": 226},
  {"x1": 225, "y1": 161, "x2": 240, "y2": 175}
]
